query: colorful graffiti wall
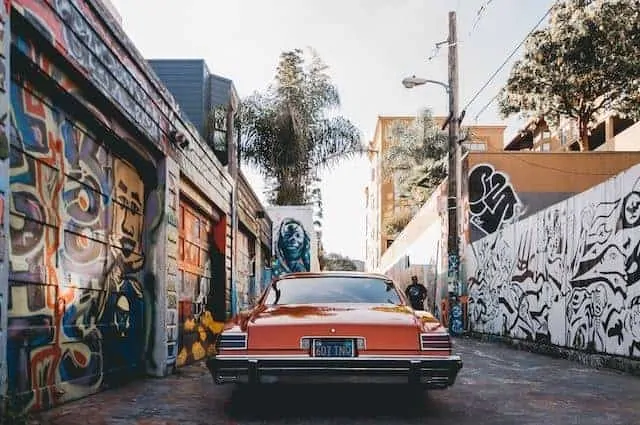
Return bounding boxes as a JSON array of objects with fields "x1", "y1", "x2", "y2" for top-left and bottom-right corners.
[
  {"x1": 266, "y1": 206, "x2": 318, "y2": 277},
  {"x1": 467, "y1": 163, "x2": 640, "y2": 358},
  {"x1": 175, "y1": 198, "x2": 224, "y2": 367},
  {"x1": 0, "y1": 0, "x2": 11, "y2": 399},
  {"x1": 7, "y1": 78, "x2": 153, "y2": 409}
]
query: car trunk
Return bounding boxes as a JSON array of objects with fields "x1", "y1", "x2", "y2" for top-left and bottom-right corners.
[{"x1": 247, "y1": 304, "x2": 422, "y2": 351}]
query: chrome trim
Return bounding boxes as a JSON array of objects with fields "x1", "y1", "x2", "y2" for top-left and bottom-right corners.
[
  {"x1": 215, "y1": 354, "x2": 461, "y2": 361},
  {"x1": 208, "y1": 353, "x2": 463, "y2": 388},
  {"x1": 218, "y1": 332, "x2": 248, "y2": 350}
]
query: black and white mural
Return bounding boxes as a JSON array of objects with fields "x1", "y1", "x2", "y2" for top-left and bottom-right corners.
[
  {"x1": 468, "y1": 163, "x2": 524, "y2": 237},
  {"x1": 467, "y1": 164, "x2": 640, "y2": 358}
]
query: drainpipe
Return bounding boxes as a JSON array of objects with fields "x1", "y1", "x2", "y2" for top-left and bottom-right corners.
[{"x1": 228, "y1": 96, "x2": 239, "y2": 318}]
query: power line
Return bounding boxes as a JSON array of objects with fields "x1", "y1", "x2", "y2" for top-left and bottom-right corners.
[
  {"x1": 473, "y1": 91, "x2": 501, "y2": 122},
  {"x1": 460, "y1": 2, "x2": 557, "y2": 119},
  {"x1": 467, "y1": 0, "x2": 496, "y2": 38},
  {"x1": 429, "y1": 0, "x2": 498, "y2": 62}
]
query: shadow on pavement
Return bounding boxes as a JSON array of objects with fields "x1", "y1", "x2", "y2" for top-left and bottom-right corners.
[{"x1": 224, "y1": 384, "x2": 450, "y2": 420}]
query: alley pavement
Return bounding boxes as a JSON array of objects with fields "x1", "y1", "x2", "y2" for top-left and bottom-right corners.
[{"x1": 33, "y1": 338, "x2": 640, "y2": 425}]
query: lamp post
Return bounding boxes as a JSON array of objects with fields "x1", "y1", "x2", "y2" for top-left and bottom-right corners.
[{"x1": 401, "y1": 11, "x2": 462, "y2": 336}]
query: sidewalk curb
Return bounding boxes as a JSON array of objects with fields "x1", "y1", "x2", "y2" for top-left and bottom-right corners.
[{"x1": 459, "y1": 331, "x2": 640, "y2": 377}]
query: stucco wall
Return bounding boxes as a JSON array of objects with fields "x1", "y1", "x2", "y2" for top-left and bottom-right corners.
[{"x1": 467, "y1": 164, "x2": 640, "y2": 358}]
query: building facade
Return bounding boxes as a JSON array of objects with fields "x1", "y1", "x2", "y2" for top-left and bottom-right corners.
[
  {"x1": 505, "y1": 114, "x2": 638, "y2": 152},
  {"x1": 148, "y1": 59, "x2": 272, "y2": 318},
  {"x1": 364, "y1": 115, "x2": 506, "y2": 271},
  {"x1": 1, "y1": 0, "x2": 270, "y2": 412},
  {"x1": 233, "y1": 172, "x2": 272, "y2": 314},
  {"x1": 148, "y1": 60, "x2": 236, "y2": 166}
]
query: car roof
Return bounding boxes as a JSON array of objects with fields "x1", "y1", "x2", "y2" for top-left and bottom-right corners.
[{"x1": 276, "y1": 271, "x2": 391, "y2": 281}]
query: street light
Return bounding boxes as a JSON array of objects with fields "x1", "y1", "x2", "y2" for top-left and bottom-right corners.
[
  {"x1": 401, "y1": 76, "x2": 450, "y2": 93},
  {"x1": 401, "y1": 69, "x2": 462, "y2": 336}
]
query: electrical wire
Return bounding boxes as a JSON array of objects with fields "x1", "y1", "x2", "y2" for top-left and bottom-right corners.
[
  {"x1": 460, "y1": 1, "x2": 558, "y2": 117},
  {"x1": 468, "y1": 0, "x2": 496, "y2": 38},
  {"x1": 429, "y1": 0, "x2": 497, "y2": 62},
  {"x1": 473, "y1": 91, "x2": 501, "y2": 123}
]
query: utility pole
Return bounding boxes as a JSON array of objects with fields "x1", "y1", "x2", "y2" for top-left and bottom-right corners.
[{"x1": 446, "y1": 10, "x2": 462, "y2": 336}]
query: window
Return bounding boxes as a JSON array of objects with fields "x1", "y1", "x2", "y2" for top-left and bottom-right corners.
[
  {"x1": 210, "y1": 107, "x2": 227, "y2": 151},
  {"x1": 263, "y1": 277, "x2": 402, "y2": 305},
  {"x1": 462, "y1": 141, "x2": 486, "y2": 151}
]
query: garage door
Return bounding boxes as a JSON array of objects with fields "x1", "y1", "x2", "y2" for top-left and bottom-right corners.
[
  {"x1": 7, "y1": 80, "x2": 148, "y2": 409},
  {"x1": 177, "y1": 198, "x2": 217, "y2": 366}
]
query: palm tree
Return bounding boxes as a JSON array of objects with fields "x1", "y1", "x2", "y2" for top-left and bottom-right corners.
[
  {"x1": 382, "y1": 108, "x2": 470, "y2": 212},
  {"x1": 236, "y1": 48, "x2": 363, "y2": 205}
]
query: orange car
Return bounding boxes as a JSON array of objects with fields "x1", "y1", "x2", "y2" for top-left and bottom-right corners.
[{"x1": 207, "y1": 271, "x2": 462, "y2": 389}]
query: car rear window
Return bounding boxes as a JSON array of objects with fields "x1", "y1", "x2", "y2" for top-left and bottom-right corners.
[{"x1": 263, "y1": 276, "x2": 402, "y2": 305}]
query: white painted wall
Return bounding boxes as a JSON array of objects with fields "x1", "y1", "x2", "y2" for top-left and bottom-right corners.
[{"x1": 466, "y1": 164, "x2": 640, "y2": 359}]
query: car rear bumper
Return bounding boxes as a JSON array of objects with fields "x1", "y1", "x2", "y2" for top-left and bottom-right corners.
[{"x1": 207, "y1": 355, "x2": 463, "y2": 389}]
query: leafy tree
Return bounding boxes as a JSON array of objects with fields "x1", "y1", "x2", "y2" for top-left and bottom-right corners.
[
  {"x1": 237, "y1": 48, "x2": 363, "y2": 205},
  {"x1": 498, "y1": 0, "x2": 640, "y2": 151},
  {"x1": 322, "y1": 252, "x2": 358, "y2": 271},
  {"x1": 382, "y1": 108, "x2": 469, "y2": 212},
  {"x1": 384, "y1": 208, "x2": 414, "y2": 236}
]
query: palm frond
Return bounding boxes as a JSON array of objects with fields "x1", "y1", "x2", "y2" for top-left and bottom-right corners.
[{"x1": 310, "y1": 116, "x2": 364, "y2": 170}]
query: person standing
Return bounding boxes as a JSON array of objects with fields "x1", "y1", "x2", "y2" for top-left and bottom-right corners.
[{"x1": 405, "y1": 275, "x2": 427, "y2": 310}]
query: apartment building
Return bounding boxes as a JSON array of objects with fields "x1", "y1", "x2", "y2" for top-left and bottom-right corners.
[
  {"x1": 505, "y1": 114, "x2": 638, "y2": 152},
  {"x1": 364, "y1": 115, "x2": 506, "y2": 271}
]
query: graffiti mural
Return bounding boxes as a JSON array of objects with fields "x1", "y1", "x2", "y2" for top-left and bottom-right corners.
[
  {"x1": 468, "y1": 163, "x2": 523, "y2": 238},
  {"x1": 176, "y1": 198, "x2": 223, "y2": 367},
  {"x1": 275, "y1": 218, "x2": 311, "y2": 274},
  {"x1": 0, "y1": 0, "x2": 10, "y2": 398},
  {"x1": 467, "y1": 164, "x2": 640, "y2": 358},
  {"x1": 13, "y1": 0, "x2": 163, "y2": 144},
  {"x1": 267, "y1": 206, "x2": 318, "y2": 277},
  {"x1": 7, "y1": 79, "x2": 151, "y2": 410}
]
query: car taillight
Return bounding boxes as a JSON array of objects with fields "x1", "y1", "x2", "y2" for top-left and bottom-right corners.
[
  {"x1": 419, "y1": 333, "x2": 451, "y2": 351},
  {"x1": 217, "y1": 332, "x2": 247, "y2": 350}
]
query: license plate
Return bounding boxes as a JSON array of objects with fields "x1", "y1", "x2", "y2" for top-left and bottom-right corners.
[{"x1": 312, "y1": 339, "x2": 355, "y2": 358}]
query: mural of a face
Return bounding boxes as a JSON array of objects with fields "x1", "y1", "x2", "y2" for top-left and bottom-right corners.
[
  {"x1": 111, "y1": 159, "x2": 144, "y2": 271},
  {"x1": 622, "y1": 191, "x2": 640, "y2": 228},
  {"x1": 276, "y1": 218, "x2": 311, "y2": 273},
  {"x1": 626, "y1": 296, "x2": 640, "y2": 340}
]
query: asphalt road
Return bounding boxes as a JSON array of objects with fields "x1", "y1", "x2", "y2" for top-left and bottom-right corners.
[{"x1": 34, "y1": 338, "x2": 640, "y2": 425}]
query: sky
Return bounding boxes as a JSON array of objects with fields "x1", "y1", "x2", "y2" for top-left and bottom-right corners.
[{"x1": 110, "y1": 0, "x2": 556, "y2": 261}]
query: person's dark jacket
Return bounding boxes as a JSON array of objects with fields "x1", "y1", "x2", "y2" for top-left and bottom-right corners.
[{"x1": 405, "y1": 282, "x2": 427, "y2": 310}]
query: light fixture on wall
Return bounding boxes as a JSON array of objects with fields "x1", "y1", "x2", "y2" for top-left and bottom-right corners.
[{"x1": 169, "y1": 129, "x2": 189, "y2": 150}]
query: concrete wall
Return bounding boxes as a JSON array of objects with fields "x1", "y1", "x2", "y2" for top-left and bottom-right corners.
[
  {"x1": 609, "y1": 121, "x2": 640, "y2": 151},
  {"x1": 267, "y1": 206, "x2": 319, "y2": 276},
  {"x1": 377, "y1": 151, "x2": 640, "y2": 340},
  {"x1": 463, "y1": 152, "x2": 640, "y2": 245},
  {"x1": 467, "y1": 163, "x2": 640, "y2": 359}
]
